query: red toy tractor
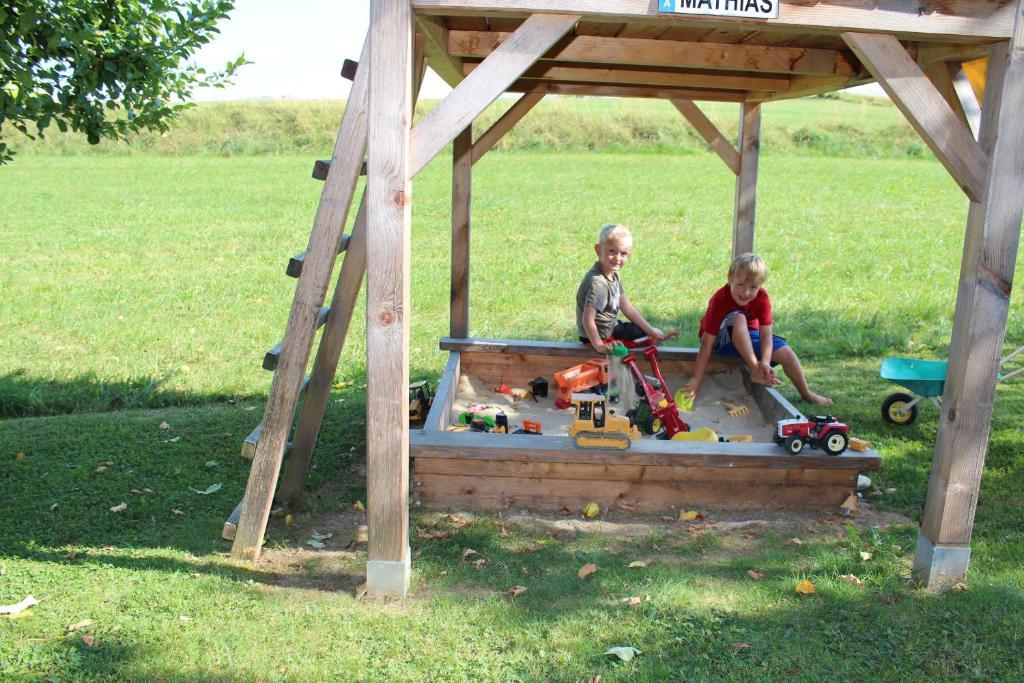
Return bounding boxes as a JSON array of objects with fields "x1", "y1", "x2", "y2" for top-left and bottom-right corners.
[
  {"x1": 774, "y1": 415, "x2": 849, "y2": 456},
  {"x1": 621, "y1": 346, "x2": 690, "y2": 439}
]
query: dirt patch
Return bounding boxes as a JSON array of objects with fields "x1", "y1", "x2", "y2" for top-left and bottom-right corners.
[{"x1": 257, "y1": 509, "x2": 368, "y2": 593}]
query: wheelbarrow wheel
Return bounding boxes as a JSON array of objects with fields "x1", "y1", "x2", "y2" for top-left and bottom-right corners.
[{"x1": 882, "y1": 392, "x2": 918, "y2": 425}]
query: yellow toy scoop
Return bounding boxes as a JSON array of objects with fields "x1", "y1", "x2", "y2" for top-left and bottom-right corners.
[{"x1": 671, "y1": 427, "x2": 718, "y2": 442}]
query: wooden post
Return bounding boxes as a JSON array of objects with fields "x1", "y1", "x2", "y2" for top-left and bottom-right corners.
[
  {"x1": 365, "y1": 0, "x2": 413, "y2": 598},
  {"x1": 914, "y1": 3, "x2": 1024, "y2": 590},
  {"x1": 451, "y1": 126, "x2": 472, "y2": 338},
  {"x1": 732, "y1": 102, "x2": 761, "y2": 257}
]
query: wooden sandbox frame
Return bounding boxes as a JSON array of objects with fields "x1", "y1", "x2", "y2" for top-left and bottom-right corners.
[{"x1": 411, "y1": 338, "x2": 881, "y2": 511}]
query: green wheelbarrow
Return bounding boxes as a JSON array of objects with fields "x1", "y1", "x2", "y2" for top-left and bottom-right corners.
[{"x1": 880, "y1": 346, "x2": 1024, "y2": 425}]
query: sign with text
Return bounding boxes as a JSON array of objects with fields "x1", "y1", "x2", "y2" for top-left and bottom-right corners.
[{"x1": 658, "y1": 0, "x2": 780, "y2": 20}]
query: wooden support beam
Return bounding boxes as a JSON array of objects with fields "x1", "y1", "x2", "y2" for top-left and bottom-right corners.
[
  {"x1": 365, "y1": 0, "x2": 414, "y2": 598},
  {"x1": 261, "y1": 307, "x2": 330, "y2": 371},
  {"x1": 230, "y1": 36, "x2": 370, "y2": 563},
  {"x1": 924, "y1": 61, "x2": 972, "y2": 133},
  {"x1": 409, "y1": 13, "x2": 580, "y2": 177},
  {"x1": 449, "y1": 31, "x2": 858, "y2": 76},
  {"x1": 286, "y1": 235, "x2": 350, "y2": 279},
  {"x1": 671, "y1": 100, "x2": 740, "y2": 175},
  {"x1": 414, "y1": 0, "x2": 1015, "y2": 41},
  {"x1": 508, "y1": 81, "x2": 746, "y2": 102},
  {"x1": 732, "y1": 102, "x2": 761, "y2": 257},
  {"x1": 451, "y1": 126, "x2": 472, "y2": 337},
  {"x1": 240, "y1": 377, "x2": 310, "y2": 460},
  {"x1": 471, "y1": 92, "x2": 543, "y2": 164},
  {"x1": 915, "y1": 6, "x2": 1024, "y2": 590},
  {"x1": 842, "y1": 32, "x2": 988, "y2": 202},
  {"x1": 750, "y1": 74, "x2": 864, "y2": 102},
  {"x1": 463, "y1": 61, "x2": 791, "y2": 91},
  {"x1": 416, "y1": 15, "x2": 466, "y2": 88},
  {"x1": 278, "y1": 198, "x2": 369, "y2": 500}
]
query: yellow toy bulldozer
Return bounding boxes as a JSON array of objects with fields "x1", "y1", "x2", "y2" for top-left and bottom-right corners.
[{"x1": 569, "y1": 392, "x2": 640, "y2": 450}]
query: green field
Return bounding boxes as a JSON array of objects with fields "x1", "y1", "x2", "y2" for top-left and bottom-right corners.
[{"x1": 1, "y1": 96, "x2": 1023, "y2": 681}]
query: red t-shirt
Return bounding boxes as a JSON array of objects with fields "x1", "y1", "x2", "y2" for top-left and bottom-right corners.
[{"x1": 699, "y1": 285, "x2": 772, "y2": 338}]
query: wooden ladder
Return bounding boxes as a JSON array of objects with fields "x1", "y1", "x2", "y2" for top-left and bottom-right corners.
[{"x1": 224, "y1": 49, "x2": 371, "y2": 558}]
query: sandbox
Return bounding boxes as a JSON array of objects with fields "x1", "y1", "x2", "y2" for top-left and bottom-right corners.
[{"x1": 410, "y1": 338, "x2": 881, "y2": 512}]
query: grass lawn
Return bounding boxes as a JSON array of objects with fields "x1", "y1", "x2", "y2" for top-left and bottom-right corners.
[{"x1": 1, "y1": 148, "x2": 1023, "y2": 680}]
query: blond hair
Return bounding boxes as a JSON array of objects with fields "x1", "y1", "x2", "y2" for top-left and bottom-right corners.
[
  {"x1": 598, "y1": 223, "x2": 632, "y2": 246},
  {"x1": 728, "y1": 253, "x2": 768, "y2": 283}
]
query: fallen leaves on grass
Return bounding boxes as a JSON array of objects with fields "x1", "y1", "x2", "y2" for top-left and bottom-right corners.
[
  {"x1": 473, "y1": 558, "x2": 486, "y2": 570},
  {"x1": 578, "y1": 563, "x2": 598, "y2": 580},
  {"x1": 49, "y1": 503, "x2": 58, "y2": 511},
  {"x1": 81, "y1": 635, "x2": 96, "y2": 647},
  {"x1": 285, "y1": 514, "x2": 294, "y2": 525},
  {"x1": 417, "y1": 528, "x2": 454, "y2": 541},
  {"x1": 68, "y1": 619, "x2": 93, "y2": 632},
  {"x1": 613, "y1": 499, "x2": 636, "y2": 512},
  {"x1": 354, "y1": 583, "x2": 368, "y2": 600},
  {"x1": 859, "y1": 551, "x2": 873, "y2": 562},
  {"x1": 353, "y1": 500, "x2": 365, "y2": 511},
  {"x1": 605, "y1": 646, "x2": 641, "y2": 662},
  {"x1": 840, "y1": 574, "x2": 863, "y2": 587},
  {"x1": 310, "y1": 531, "x2": 333, "y2": 541},
  {"x1": 461, "y1": 548, "x2": 481, "y2": 560},
  {"x1": 621, "y1": 597, "x2": 642, "y2": 608},
  {"x1": 953, "y1": 581, "x2": 969, "y2": 592},
  {"x1": 788, "y1": 537, "x2": 803, "y2": 545},
  {"x1": 679, "y1": 510, "x2": 702, "y2": 522},
  {"x1": 498, "y1": 522, "x2": 511, "y2": 537},
  {"x1": 94, "y1": 465, "x2": 109, "y2": 473},
  {"x1": 159, "y1": 421, "x2": 170, "y2": 430},
  {"x1": 109, "y1": 503, "x2": 127, "y2": 513},
  {"x1": 795, "y1": 579, "x2": 817, "y2": 595},
  {"x1": 626, "y1": 560, "x2": 652, "y2": 568},
  {"x1": 189, "y1": 483, "x2": 222, "y2": 496},
  {"x1": 445, "y1": 514, "x2": 472, "y2": 528},
  {"x1": 306, "y1": 539, "x2": 325, "y2": 549},
  {"x1": 559, "y1": 506, "x2": 571, "y2": 515},
  {"x1": 506, "y1": 586, "x2": 527, "y2": 598},
  {"x1": 15, "y1": 452, "x2": 24, "y2": 461},
  {"x1": 354, "y1": 525, "x2": 368, "y2": 544},
  {"x1": 129, "y1": 489, "x2": 143, "y2": 495},
  {"x1": 171, "y1": 509, "x2": 184, "y2": 516},
  {"x1": 730, "y1": 642, "x2": 752, "y2": 650},
  {"x1": 746, "y1": 570, "x2": 764, "y2": 581},
  {"x1": 0, "y1": 596, "x2": 38, "y2": 615}
]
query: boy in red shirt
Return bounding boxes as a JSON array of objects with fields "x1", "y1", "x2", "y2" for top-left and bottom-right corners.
[{"x1": 686, "y1": 253, "x2": 832, "y2": 406}]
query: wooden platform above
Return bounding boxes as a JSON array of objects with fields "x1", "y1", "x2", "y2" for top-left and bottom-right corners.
[{"x1": 413, "y1": 0, "x2": 1008, "y2": 102}]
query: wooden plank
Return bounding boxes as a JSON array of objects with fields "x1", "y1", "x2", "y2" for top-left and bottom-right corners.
[
  {"x1": 471, "y1": 92, "x2": 544, "y2": 164},
  {"x1": 442, "y1": 336, "x2": 708, "y2": 360},
  {"x1": 671, "y1": 100, "x2": 740, "y2": 175},
  {"x1": 733, "y1": 101, "x2": 761, "y2": 257},
  {"x1": 413, "y1": 1, "x2": 1015, "y2": 41},
  {"x1": 286, "y1": 235, "x2": 350, "y2": 279},
  {"x1": 924, "y1": 61, "x2": 972, "y2": 132},
  {"x1": 262, "y1": 306, "x2": 330, "y2": 371},
  {"x1": 221, "y1": 500, "x2": 243, "y2": 541},
  {"x1": 750, "y1": 74, "x2": 863, "y2": 102},
  {"x1": 230, "y1": 35, "x2": 371, "y2": 563},
  {"x1": 448, "y1": 32, "x2": 859, "y2": 76},
  {"x1": 451, "y1": 126, "x2": 472, "y2": 337},
  {"x1": 409, "y1": 13, "x2": 580, "y2": 177},
  {"x1": 424, "y1": 352, "x2": 461, "y2": 432},
  {"x1": 842, "y1": 32, "x2": 988, "y2": 202},
  {"x1": 411, "y1": 429, "x2": 883, "y2": 470},
  {"x1": 416, "y1": 15, "x2": 466, "y2": 88},
  {"x1": 922, "y1": 20, "x2": 1024, "y2": 550},
  {"x1": 414, "y1": 457, "x2": 857, "y2": 486},
  {"x1": 465, "y1": 61, "x2": 791, "y2": 91},
  {"x1": 413, "y1": 473, "x2": 853, "y2": 511},
  {"x1": 365, "y1": 0, "x2": 414, "y2": 568},
  {"x1": 278, "y1": 200, "x2": 369, "y2": 500},
  {"x1": 508, "y1": 80, "x2": 747, "y2": 102}
]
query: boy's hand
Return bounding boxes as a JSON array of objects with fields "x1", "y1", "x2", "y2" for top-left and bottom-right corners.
[
  {"x1": 754, "y1": 362, "x2": 781, "y2": 386},
  {"x1": 647, "y1": 328, "x2": 679, "y2": 345},
  {"x1": 685, "y1": 377, "x2": 700, "y2": 400}
]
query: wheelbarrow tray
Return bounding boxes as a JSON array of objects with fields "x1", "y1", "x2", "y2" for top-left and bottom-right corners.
[{"x1": 880, "y1": 357, "x2": 948, "y2": 397}]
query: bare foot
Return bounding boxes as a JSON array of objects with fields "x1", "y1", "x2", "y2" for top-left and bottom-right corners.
[{"x1": 804, "y1": 393, "x2": 834, "y2": 406}]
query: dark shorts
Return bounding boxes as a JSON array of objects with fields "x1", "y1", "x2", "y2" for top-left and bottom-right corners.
[
  {"x1": 714, "y1": 326, "x2": 788, "y2": 366},
  {"x1": 580, "y1": 321, "x2": 647, "y2": 345}
]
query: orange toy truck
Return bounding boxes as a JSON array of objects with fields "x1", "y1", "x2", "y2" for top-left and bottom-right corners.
[{"x1": 553, "y1": 358, "x2": 609, "y2": 409}]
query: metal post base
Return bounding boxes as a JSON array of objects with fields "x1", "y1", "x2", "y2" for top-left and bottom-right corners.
[
  {"x1": 367, "y1": 551, "x2": 411, "y2": 598},
  {"x1": 912, "y1": 531, "x2": 971, "y2": 590}
]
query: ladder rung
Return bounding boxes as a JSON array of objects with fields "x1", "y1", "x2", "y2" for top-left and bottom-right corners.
[
  {"x1": 340, "y1": 58, "x2": 359, "y2": 81},
  {"x1": 262, "y1": 309, "x2": 330, "y2": 371},
  {"x1": 286, "y1": 234, "x2": 351, "y2": 279},
  {"x1": 239, "y1": 378, "x2": 310, "y2": 460},
  {"x1": 311, "y1": 159, "x2": 367, "y2": 181},
  {"x1": 222, "y1": 500, "x2": 243, "y2": 540}
]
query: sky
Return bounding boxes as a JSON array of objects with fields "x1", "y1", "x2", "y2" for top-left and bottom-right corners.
[
  {"x1": 193, "y1": 0, "x2": 449, "y2": 101},
  {"x1": 193, "y1": 0, "x2": 886, "y2": 102}
]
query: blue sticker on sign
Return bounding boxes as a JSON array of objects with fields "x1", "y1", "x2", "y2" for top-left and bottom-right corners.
[{"x1": 659, "y1": 0, "x2": 675, "y2": 10}]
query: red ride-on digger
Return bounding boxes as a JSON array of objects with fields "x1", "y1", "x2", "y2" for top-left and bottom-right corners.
[{"x1": 621, "y1": 346, "x2": 690, "y2": 439}]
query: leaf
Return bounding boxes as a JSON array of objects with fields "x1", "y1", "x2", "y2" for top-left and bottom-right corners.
[
  {"x1": 0, "y1": 596, "x2": 38, "y2": 615},
  {"x1": 49, "y1": 503, "x2": 58, "y2": 511},
  {"x1": 461, "y1": 548, "x2": 480, "y2": 560},
  {"x1": 310, "y1": 530, "x2": 333, "y2": 541},
  {"x1": 507, "y1": 585, "x2": 527, "y2": 598},
  {"x1": 110, "y1": 502, "x2": 127, "y2": 513},
  {"x1": 82, "y1": 635, "x2": 96, "y2": 647},
  {"x1": 306, "y1": 539, "x2": 324, "y2": 549},
  {"x1": 190, "y1": 483, "x2": 222, "y2": 495},
  {"x1": 204, "y1": 460, "x2": 219, "y2": 468},
  {"x1": 473, "y1": 558, "x2": 486, "y2": 570},
  {"x1": 679, "y1": 510, "x2": 701, "y2": 522},
  {"x1": 95, "y1": 466, "x2": 108, "y2": 473},
  {"x1": 15, "y1": 452, "x2": 24, "y2": 461},
  {"x1": 354, "y1": 583, "x2": 368, "y2": 600},
  {"x1": 839, "y1": 574, "x2": 863, "y2": 587},
  {"x1": 558, "y1": 506, "x2": 571, "y2": 515},
  {"x1": 621, "y1": 596, "x2": 642, "y2": 608},
  {"x1": 746, "y1": 570, "x2": 764, "y2": 581},
  {"x1": 353, "y1": 500, "x2": 365, "y2": 511},
  {"x1": 159, "y1": 421, "x2": 171, "y2": 430},
  {"x1": 68, "y1": 619, "x2": 93, "y2": 631},
  {"x1": 445, "y1": 514, "x2": 472, "y2": 528},
  {"x1": 795, "y1": 579, "x2": 816, "y2": 595},
  {"x1": 285, "y1": 514, "x2": 294, "y2": 525},
  {"x1": 171, "y1": 509, "x2": 185, "y2": 516},
  {"x1": 605, "y1": 646, "x2": 641, "y2": 661},
  {"x1": 130, "y1": 489, "x2": 143, "y2": 495},
  {"x1": 859, "y1": 551, "x2": 873, "y2": 562},
  {"x1": 627, "y1": 560, "x2": 651, "y2": 568},
  {"x1": 730, "y1": 642, "x2": 752, "y2": 650},
  {"x1": 578, "y1": 563, "x2": 598, "y2": 580},
  {"x1": 788, "y1": 537, "x2": 803, "y2": 545}
]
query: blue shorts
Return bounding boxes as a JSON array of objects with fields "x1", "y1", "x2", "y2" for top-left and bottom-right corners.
[{"x1": 714, "y1": 324, "x2": 788, "y2": 366}]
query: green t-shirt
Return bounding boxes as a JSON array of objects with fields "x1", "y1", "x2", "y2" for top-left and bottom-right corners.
[{"x1": 576, "y1": 262, "x2": 623, "y2": 341}]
